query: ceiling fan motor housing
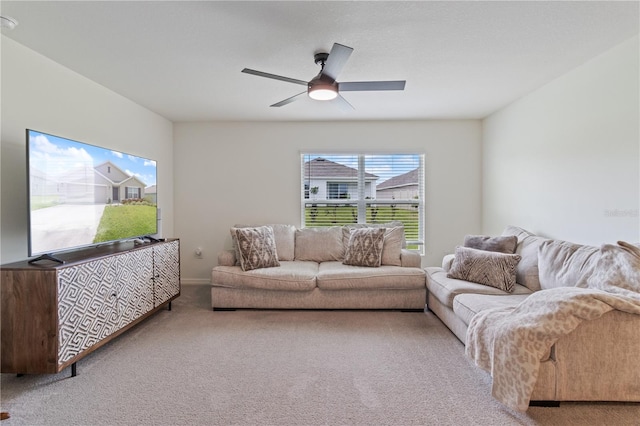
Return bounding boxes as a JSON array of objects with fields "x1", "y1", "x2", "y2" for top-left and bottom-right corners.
[{"x1": 314, "y1": 52, "x2": 330, "y2": 67}]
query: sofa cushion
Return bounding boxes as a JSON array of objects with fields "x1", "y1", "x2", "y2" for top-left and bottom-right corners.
[
  {"x1": 400, "y1": 249, "x2": 422, "y2": 268},
  {"x1": 464, "y1": 235, "x2": 518, "y2": 254},
  {"x1": 232, "y1": 224, "x2": 296, "y2": 261},
  {"x1": 212, "y1": 261, "x2": 318, "y2": 291},
  {"x1": 442, "y1": 254, "x2": 456, "y2": 271},
  {"x1": 295, "y1": 227, "x2": 344, "y2": 262},
  {"x1": 231, "y1": 226, "x2": 280, "y2": 271},
  {"x1": 343, "y1": 227, "x2": 386, "y2": 267},
  {"x1": 453, "y1": 293, "x2": 530, "y2": 326},
  {"x1": 217, "y1": 249, "x2": 236, "y2": 267},
  {"x1": 448, "y1": 246, "x2": 521, "y2": 292},
  {"x1": 317, "y1": 261, "x2": 426, "y2": 290},
  {"x1": 502, "y1": 226, "x2": 550, "y2": 292},
  {"x1": 426, "y1": 267, "x2": 532, "y2": 308},
  {"x1": 538, "y1": 240, "x2": 600, "y2": 289},
  {"x1": 343, "y1": 225, "x2": 403, "y2": 266}
]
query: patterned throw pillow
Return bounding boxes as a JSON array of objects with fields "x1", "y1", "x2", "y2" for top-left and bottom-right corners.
[
  {"x1": 448, "y1": 246, "x2": 521, "y2": 292},
  {"x1": 231, "y1": 226, "x2": 280, "y2": 271},
  {"x1": 464, "y1": 235, "x2": 518, "y2": 254},
  {"x1": 343, "y1": 228, "x2": 386, "y2": 267},
  {"x1": 342, "y1": 225, "x2": 403, "y2": 266}
]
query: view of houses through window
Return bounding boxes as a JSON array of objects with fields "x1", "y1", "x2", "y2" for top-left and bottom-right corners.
[{"x1": 301, "y1": 153, "x2": 425, "y2": 253}]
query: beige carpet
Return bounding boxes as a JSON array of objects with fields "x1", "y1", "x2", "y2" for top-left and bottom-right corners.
[{"x1": 1, "y1": 284, "x2": 638, "y2": 425}]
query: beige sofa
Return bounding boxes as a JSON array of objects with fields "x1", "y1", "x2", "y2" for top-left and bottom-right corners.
[
  {"x1": 211, "y1": 224, "x2": 426, "y2": 310},
  {"x1": 425, "y1": 225, "x2": 640, "y2": 406}
]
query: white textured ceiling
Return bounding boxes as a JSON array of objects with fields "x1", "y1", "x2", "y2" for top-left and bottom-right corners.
[{"x1": 1, "y1": 1, "x2": 638, "y2": 122}]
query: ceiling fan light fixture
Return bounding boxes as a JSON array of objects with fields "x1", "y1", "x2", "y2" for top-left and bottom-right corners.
[
  {"x1": 308, "y1": 75, "x2": 338, "y2": 101},
  {"x1": 308, "y1": 85, "x2": 338, "y2": 101}
]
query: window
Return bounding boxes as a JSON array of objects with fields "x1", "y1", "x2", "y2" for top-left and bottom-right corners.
[
  {"x1": 327, "y1": 183, "x2": 351, "y2": 199},
  {"x1": 126, "y1": 187, "x2": 140, "y2": 199},
  {"x1": 301, "y1": 153, "x2": 425, "y2": 254}
]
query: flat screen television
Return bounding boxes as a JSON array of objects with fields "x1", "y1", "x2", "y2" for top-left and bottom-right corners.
[{"x1": 27, "y1": 129, "x2": 158, "y2": 262}]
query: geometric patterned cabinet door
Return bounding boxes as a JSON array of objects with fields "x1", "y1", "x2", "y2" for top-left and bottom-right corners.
[
  {"x1": 58, "y1": 256, "x2": 121, "y2": 365},
  {"x1": 115, "y1": 248, "x2": 154, "y2": 329},
  {"x1": 0, "y1": 239, "x2": 180, "y2": 376},
  {"x1": 58, "y1": 248, "x2": 156, "y2": 364},
  {"x1": 153, "y1": 240, "x2": 180, "y2": 307}
]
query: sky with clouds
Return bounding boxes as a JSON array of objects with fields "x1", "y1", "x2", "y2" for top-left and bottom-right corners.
[{"x1": 29, "y1": 130, "x2": 157, "y2": 187}]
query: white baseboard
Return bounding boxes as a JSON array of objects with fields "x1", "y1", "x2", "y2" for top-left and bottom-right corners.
[{"x1": 180, "y1": 278, "x2": 211, "y2": 286}]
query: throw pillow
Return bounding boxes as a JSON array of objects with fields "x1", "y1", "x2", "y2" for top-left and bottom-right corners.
[
  {"x1": 232, "y1": 224, "x2": 296, "y2": 262},
  {"x1": 348, "y1": 221, "x2": 406, "y2": 247},
  {"x1": 464, "y1": 235, "x2": 518, "y2": 254},
  {"x1": 448, "y1": 246, "x2": 522, "y2": 292},
  {"x1": 231, "y1": 226, "x2": 280, "y2": 271},
  {"x1": 343, "y1": 227, "x2": 386, "y2": 267},
  {"x1": 342, "y1": 225, "x2": 403, "y2": 266}
]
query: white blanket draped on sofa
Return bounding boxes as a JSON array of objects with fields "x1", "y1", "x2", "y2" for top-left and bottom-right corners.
[{"x1": 465, "y1": 241, "x2": 640, "y2": 412}]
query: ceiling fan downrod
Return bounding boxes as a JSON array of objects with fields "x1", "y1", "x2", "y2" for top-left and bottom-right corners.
[{"x1": 314, "y1": 52, "x2": 329, "y2": 70}]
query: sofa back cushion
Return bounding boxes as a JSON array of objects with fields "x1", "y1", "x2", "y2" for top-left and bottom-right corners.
[
  {"x1": 538, "y1": 240, "x2": 600, "y2": 289},
  {"x1": 295, "y1": 227, "x2": 344, "y2": 262},
  {"x1": 501, "y1": 226, "x2": 549, "y2": 292}
]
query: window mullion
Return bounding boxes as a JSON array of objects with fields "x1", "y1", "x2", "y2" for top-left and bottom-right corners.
[{"x1": 357, "y1": 155, "x2": 366, "y2": 223}]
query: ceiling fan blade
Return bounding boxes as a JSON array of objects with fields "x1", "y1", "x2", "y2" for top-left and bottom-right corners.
[
  {"x1": 242, "y1": 68, "x2": 308, "y2": 86},
  {"x1": 338, "y1": 81, "x2": 406, "y2": 91},
  {"x1": 270, "y1": 91, "x2": 307, "y2": 107},
  {"x1": 332, "y1": 94, "x2": 355, "y2": 111},
  {"x1": 320, "y1": 43, "x2": 353, "y2": 82}
]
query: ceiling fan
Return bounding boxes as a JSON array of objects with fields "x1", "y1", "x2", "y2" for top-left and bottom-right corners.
[{"x1": 241, "y1": 43, "x2": 406, "y2": 109}]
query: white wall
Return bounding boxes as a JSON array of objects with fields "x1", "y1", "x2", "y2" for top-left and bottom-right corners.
[
  {"x1": 483, "y1": 35, "x2": 639, "y2": 244},
  {"x1": 174, "y1": 120, "x2": 482, "y2": 282},
  {"x1": 0, "y1": 36, "x2": 174, "y2": 264}
]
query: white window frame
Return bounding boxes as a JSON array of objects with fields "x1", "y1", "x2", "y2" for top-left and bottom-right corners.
[{"x1": 301, "y1": 153, "x2": 425, "y2": 254}]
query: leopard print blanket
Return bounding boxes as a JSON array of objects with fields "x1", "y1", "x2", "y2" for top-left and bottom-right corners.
[{"x1": 465, "y1": 242, "x2": 640, "y2": 412}]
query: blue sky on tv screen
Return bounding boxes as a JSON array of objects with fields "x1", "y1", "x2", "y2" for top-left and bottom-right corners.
[{"x1": 29, "y1": 130, "x2": 157, "y2": 187}]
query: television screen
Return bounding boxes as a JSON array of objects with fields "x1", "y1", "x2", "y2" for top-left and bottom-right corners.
[{"x1": 27, "y1": 129, "x2": 158, "y2": 257}]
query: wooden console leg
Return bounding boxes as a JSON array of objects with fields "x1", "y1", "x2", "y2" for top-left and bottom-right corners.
[
  {"x1": 1, "y1": 412, "x2": 10, "y2": 420},
  {"x1": 71, "y1": 362, "x2": 77, "y2": 377}
]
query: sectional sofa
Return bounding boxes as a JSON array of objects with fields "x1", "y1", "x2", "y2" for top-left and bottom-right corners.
[
  {"x1": 211, "y1": 223, "x2": 426, "y2": 310},
  {"x1": 425, "y1": 226, "x2": 640, "y2": 410}
]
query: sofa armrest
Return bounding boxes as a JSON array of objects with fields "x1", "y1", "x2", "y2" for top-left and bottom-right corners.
[
  {"x1": 442, "y1": 254, "x2": 455, "y2": 272},
  {"x1": 400, "y1": 249, "x2": 422, "y2": 268},
  {"x1": 218, "y1": 249, "x2": 236, "y2": 266}
]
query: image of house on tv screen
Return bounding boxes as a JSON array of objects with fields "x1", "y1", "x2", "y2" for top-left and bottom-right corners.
[{"x1": 28, "y1": 130, "x2": 158, "y2": 255}]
